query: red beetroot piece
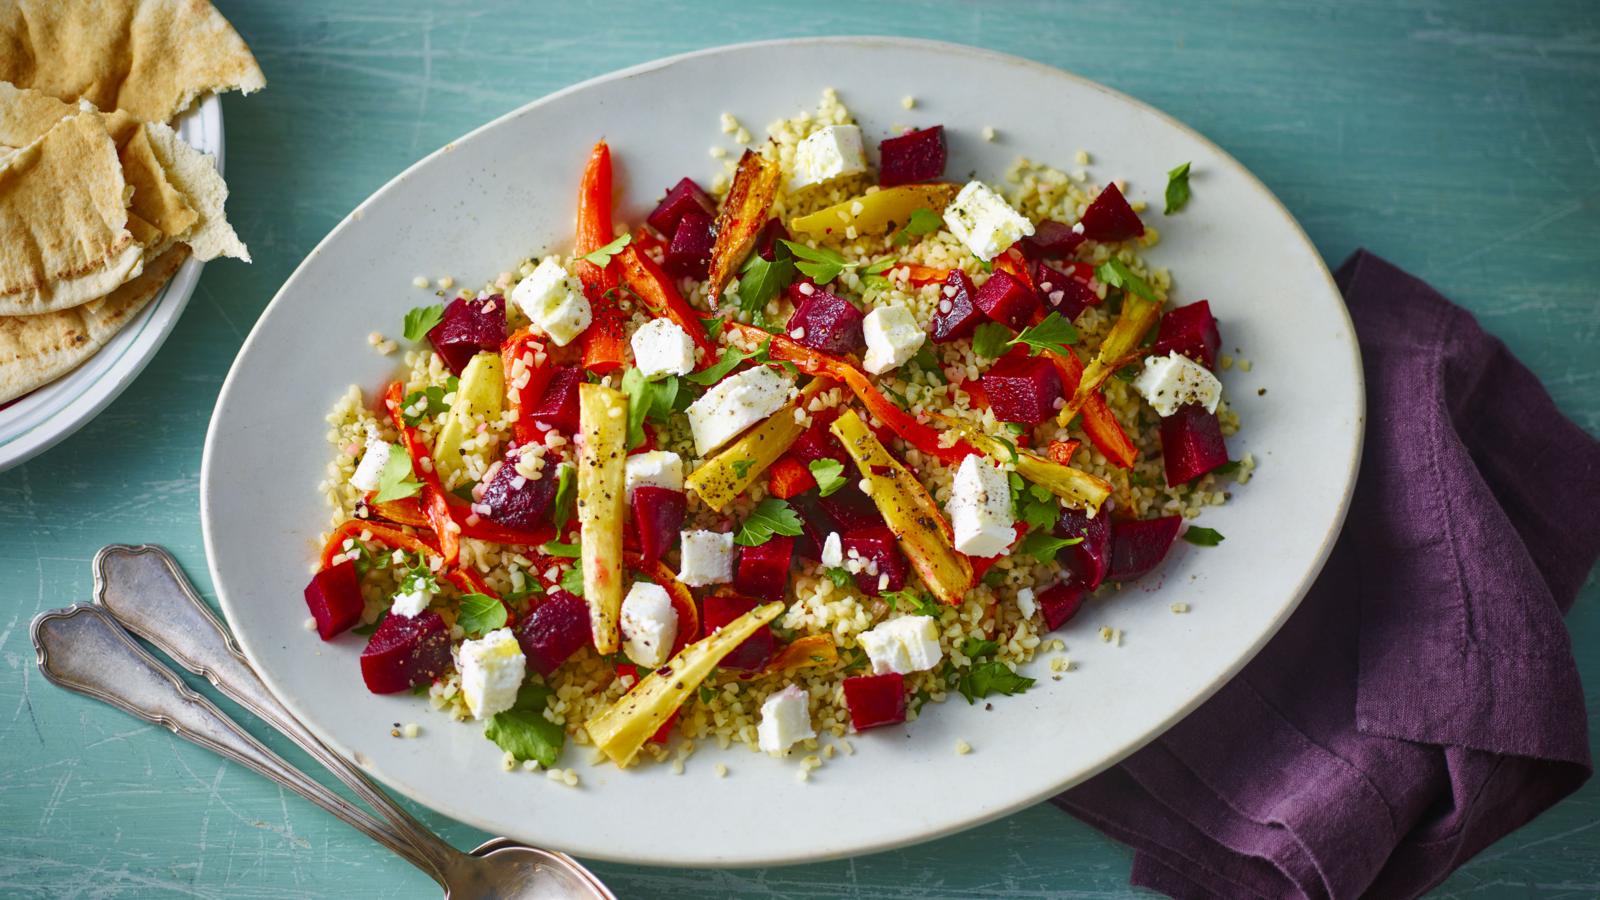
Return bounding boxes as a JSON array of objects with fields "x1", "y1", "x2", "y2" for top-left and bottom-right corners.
[
  {"x1": 786, "y1": 283, "x2": 866, "y2": 354},
  {"x1": 525, "y1": 367, "x2": 582, "y2": 434},
  {"x1": 1036, "y1": 582, "x2": 1089, "y2": 631},
  {"x1": 928, "y1": 270, "x2": 985, "y2": 343},
  {"x1": 818, "y1": 483, "x2": 885, "y2": 533},
  {"x1": 842, "y1": 672, "x2": 907, "y2": 730},
  {"x1": 1161, "y1": 403, "x2": 1228, "y2": 486},
  {"x1": 631, "y1": 486, "x2": 686, "y2": 563},
  {"x1": 755, "y1": 217, "x2": 790, "y2": 261},
  {"x1": 514, "y1": 589, "x2": 592, "y2": 676},
  {"x1": 360, "y1": 610, "x2": 451, "y2": 693},
  {"x1": 662, "y1": 212, "x2": 715, "y2": 279},
  {"x1": 1149, "y1": 300, "x2": 1221, "y2": 370},
  {"x1": 982, "y1": 349, "x2": 1064, "y2": 424},
  {"x1": 1107, "y1": 516, "x2": 1183, "y2": 582},
  {"x1": 788, "y1": 492, "x2": 831, "y2": 560},
  {"x1": 1078, "y1": 183, "x2": 1145, "y2": 242},
  {"x1": 973, "y1": 270, "x2": 1038, "y2": 329},
  {"x1": 480, "y1": 453, "x2": 557, "y2": 530},
  {"x1": 703, "y1": 592, "x2": 777, "y2": 670},
  {"x1": 1019, "y1": 219, "x2": 1086, "y2": 259},
  {"x1": 647, "y1": 177, "x2": 715, "y2": 237},
  {"x1": 842, "y1": 527, "x2": 907, "y2": 596},
  {"x1": 304, "y1": 560, "x2": 363, "y2": 640},
  {"x1": 734, "y1": 536, "x2": 795, "y2": 603},
  {"x1": 427, "y1": 295, "x2": 507, "y2": 376},
  {"x1": 1034, "y1": 260, "x2": 1100, "y2": 322},
  {"x1": 788, "y1": 419, "x2": 850, "y2": 467},
  {"x1": 1054, "y1": 505, "x2": 1113, "y2": 590},
  {"x1": 877, "y1": 125, "x2": 947, "y2": 187}
]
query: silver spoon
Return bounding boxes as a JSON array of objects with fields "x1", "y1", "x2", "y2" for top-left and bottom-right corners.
[{"x1": 31, "y1": 544, "x2": 614, "y2": 899}]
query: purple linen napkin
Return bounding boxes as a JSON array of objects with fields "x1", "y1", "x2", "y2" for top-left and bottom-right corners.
[{"x1": 1054, "y1": 250, "x2": 1599, "y2": 900}]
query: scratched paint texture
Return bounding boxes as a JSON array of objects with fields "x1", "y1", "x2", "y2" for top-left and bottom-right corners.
[{"x1": 1, "y1": 0, "x2": 1596, "y2": 896}]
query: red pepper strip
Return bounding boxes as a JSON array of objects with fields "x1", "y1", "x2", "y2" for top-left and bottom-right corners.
[
  {"x1": 371, "y1": 492, "x2": 553, "y2": 547},
  {"x1": 365, "y1": 495, "x2": 432, "y2": 529},
  {"x1": 766, "y1": 456, "x2": 815, "y2": 499},
  {"x1": 502, "y1": 328, "x2": 554, "y2": 446},
  {"x1": 617, "y1": 245, "x2": 719, "y2": 362},
  {"x1": 1062, "y1": 294, "x2": 1162, "y2": 422},
  {"x1": 574, "y1": 141, "x2": 627, "y2": 374},
  {"x1": 319, "y1": 519, "x2": 440, "y2": 571},
  {"x1": 1047, "y1": 439, "x2": 1082, "y2": 466},
  {"x1": 895, "y1": 263, "x2": 950, "y2": 287},
  {"x1": 1040, "y1": 347, "x2": 1138, "y2": 469},
  {"x1": 993, "y1": 247, "x2": 1034, "y2": 288},
  {"x1": 444, "y1": 567, "x2": 499, "y2": 600},
  {"x1": 384, "y1": 382, "x2": 461, "y2": 564},
  {"x1": 968, "y1": 524, "x2": 1029, "y2": 580},
  {"x1": 723, "y1": 322, "x2": 978, "y2": 466},
  {"x1": 623, "y1": 550, "x2": 701, "y2": 656}
]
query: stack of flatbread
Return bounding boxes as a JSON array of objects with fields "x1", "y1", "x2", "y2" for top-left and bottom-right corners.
[{"x1": 0, "y1": 0, "x2": 264, "y2": 405}]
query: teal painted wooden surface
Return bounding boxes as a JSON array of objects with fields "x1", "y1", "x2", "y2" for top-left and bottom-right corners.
[{"x1": 2, "y1": 0, "x2": 1597, "y2": 896}]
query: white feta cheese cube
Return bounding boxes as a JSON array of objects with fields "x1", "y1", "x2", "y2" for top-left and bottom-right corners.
[
  {"x1": 348, "y1": 438, "x2": 392, "y2": 493},
  {"x1": 511, "y1": 257, "x2": 591, "y2": 346},
  {"x1": 942, "y1": 180, "x2": 1035, "y2": 260},
  {"x1": 1132, "y1": 351, "x2": 1223, "y2": 417},
  {"x1": 631, "y1": 318, "x2": 696, "y2": 379},
  {"x1": 820, "y1": 532, "x2": 843, "y2": 568},
  {"x1": 1015, "y1": 587, "x2": 1037, "y2": 620},
  {"x1": 678, "y1": 530, "x2": 735, "y2": 586},
  {"x1": 859, "y1": 615, "x2": 944, "y2": 676},
  {"x1": 685, "y1": 365, "x2": 794, "y2": 456},
  {"x1": 861, "y1": 304, "x2": 925, "y2": 375},
  {"x1": 457, "y1": 628, "x2": 525, "y2": 720},
  {"x1": 790, "y1": 124, "x2": 869, "y2": 191},
  {"x1": 624, "y1": 450, "x2": 683, "y2": 501},
  {"x1": 757, "y1": 684, "x2": 816, "y2": 754},
  {"x1": 620, "y1": 582, "x2": 679, "y2": 668},
  {"x1": 947, "y1": 455, "x2": 1015, "y2": 558},
  {"x1": 390, "y1": 587, "x2": 431, "y2": 618}
]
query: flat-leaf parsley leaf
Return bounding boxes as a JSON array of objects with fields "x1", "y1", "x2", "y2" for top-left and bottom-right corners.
[
  {"x1": 1182, "y1": 526, "x2": 1225, "y2": 547},
  {"x1": 402, "y1": 304, "x2": 445, "y2": 342},
  {"x1": 1164, "y1": 162, "x2": 1192, "y2": 214},
  {"x1": 456, "y1": 593, "x2": 508, "y2": 636},
  {"x1": 808, "y1": 458, "x2": 847, "y2": 497},
  {"x1": 581, "y1": 233, "x2": 631, "y2": 267},
  {"x1": 373, "y1": 446, "x2": 422, "y2": 502},
  {"x1": 733, "y1": 497, "x2": 805, "y2": 547}
]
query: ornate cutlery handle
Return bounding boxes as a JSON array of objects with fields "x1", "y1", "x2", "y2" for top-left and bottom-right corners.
[
  {"x1": 91, "y1": 544, "x2": 461, "y2": 880},
  {"x1": 29, "y1": 605, "x2": 440, "y2": 880}
]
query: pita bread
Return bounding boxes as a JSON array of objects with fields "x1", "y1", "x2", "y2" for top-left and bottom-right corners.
[
  {"x1": 0, "y1": 82, "x2": 246, "y2": 265},
  {"x1": 0, "y1": 0, "x2": 265, "y2": 124},
  {"x1": 0, "y1": 113, "x2": 146, "y2": 316},
  {"x1": 0, "y1": 245, "x2": 188, "y2": 404}
]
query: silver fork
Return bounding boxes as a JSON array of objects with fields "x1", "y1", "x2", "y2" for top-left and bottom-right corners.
[{"x1": 31, "y1": 544, "x2": 614, "y2": 899}]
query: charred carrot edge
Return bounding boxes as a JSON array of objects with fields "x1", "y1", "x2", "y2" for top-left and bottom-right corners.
[{"x1": 706, "y1": 150, "x2": 779, "y2": 304}]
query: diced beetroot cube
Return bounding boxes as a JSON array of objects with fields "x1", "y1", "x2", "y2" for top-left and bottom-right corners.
[
  {"x1": 480, "y1": 453, "x2": 557, "y2": 530},
  {"x1": 360, "y1": 611, "x2": 450, "y2": 693},
  {"x1": 788, "y1": 420, "x2": 850, "y2": 467},
  {"x1": 1054, "y1": 505, "x2": 1113, "y2": 590},
  {"x1": 818, "y1": 484, "x2": 885, "y2": 533},
  {"x1": 1036, "y1": 582, "x2": 1088, "y2": 631},
  {"x1": 786, "y1": 283, "x2": 866, "y2": 354},
  {"x1": 427, "y1": 295, "x2": 507, "y2": 376},
  {"x1": 1019, "y1": 219, "x2": 1085, "y2": 259},
  {"x1": 1034, "y1": 260, "x2": 1100, "y2": 322},
  {"x1": 877, "y1": 125, "x2": 946, "y2": 187},
  {"x1": 1107, "y1": 516, "x2": 1183, "y2": 582},
  {"x1": 647, "y1": 177, "x2": 715, "y2": 237},
  {"x1": 982, "y1": 350, "x2": 1063, "y2": 425},
  {"x1": 755, "y1": 217, "x2": 790, "y2": 261},
  {"x1": 1161, "y1": 404, "x2": 1229, "y2": 486},
  {"x1": 514, "y1": 590, "x2": 592, "y2": 677},
  {"x1": 842, "y1": 527, "x2": 907, "y2": 596},
  {"x1": 734, "y1": 536, "x2": 795, "y2": 603},
  {"x1": 525, "y1": 367, "x2": 581, "y2": 434},
  {"x1": 304, "y1": 560, "x2": 363, "y2": 640},
  {"x1": 1078, "y1": 183, "x2": 1145, "y2": 242},
  {"x1": 632, "y1": 486, "x2": 686, "y2": 562},
  {"x1": 702, "y1": 593, "x2": 777, "y2": 670},
  {"x1": 973, "y1": 271, "x2": 1038, "y2": 329},
  {"x1": 1149, "y1": 300, "x2": 1221, "y2": 370},
  {"x1": 928, "y1": 270, "x2": 985, "y2": 343},
  {"x1": 842, "y1": 673, "x2": 907, "y2": 730},
  {"x1": 663, "y1": 212, "x2": 715, "y2": 279}
]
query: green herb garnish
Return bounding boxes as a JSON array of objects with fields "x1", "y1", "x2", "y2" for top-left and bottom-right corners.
[
  {"x1": 733, "y1": 497, "x2": 805, "y2": 547},
  {"x1": 891, "y1": 207, "x2": 943, "y2": 246},
  {"x1": 402, "y1": 304, "x2": 445, "y2": 341},
  {"x1": 401, "y1": 385, "x2": 450, "y2": 425},
  {"x1": 735, "y1": 252, "x2": 796, "y2": 323},
  {"x1": 620, "y1": 367, "x2": 680, "y2": 449},
  {"x1": 373, "y1": 445, "x2": 422, "y2": 502},
  {"x1": 911, "y1": 343, "x2": 946, "y2": 384},
  {"x1": 1095, "y1": 258, "x2": 1158, "y2": 301},
  {"x1": 808, "y1": 459, "x2": 847, "y2": 497},
  {"x1": 971, "y1": 321, "x2": 1013, "y2": 359},
  {"x1": 581, "y1": 233, "x2": 631, "y2": 267},
  {"x1": 960, "y1": 636, "x2": 1000, "y2": 659},
  {"x1": 540, "y1": 540, "x2": 581, "y2": 559},
  {"x1": 456, "y1": 593, "x2": 508, "y2": 636},
  {"x1": 1015, "y1": 530, "x2": 1082, "y2": 564},
  {"x1": 1182, "y1": 526, "x2": 1225, "y2": 547},
  {"x1": 824, "y1": 567, "x2": 854, "y2": 589},
  {"x1": 484, "y1": 682, "x2": 565, "y2": 767},
  {"x1": 1164, "y1": 162, "x2": 1192, "y2": 214},
  {"x1": 1008, "y1": 312, "x2": 1079, "y2": 357},
  {"x1": 883, "y1": 589, "x2": 943, "y2": 618},
  {"x1": 731, "y1": 459, "x2": 755, "y2": 479},
  {"x1": 860, "y1": 257, "x2": 898, "y2": 290},
  {"x1": 550, "y1": 463, "x2": 576, "y2": 533},
  {"x1": 559, "y1": 565, "x2": 585, "y2": 596},
  {"x1": 956, "y1": 660, "x2": 1035, "y2": 704},
  {"x1": 702, "y1": 316, "x2": 726, "y2": 341}
]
